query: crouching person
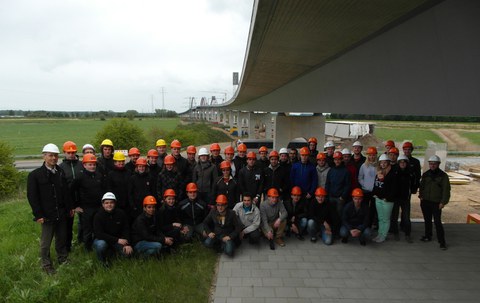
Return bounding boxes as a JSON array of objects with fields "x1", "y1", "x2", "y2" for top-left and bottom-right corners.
[
  {"x1": 307, "y1": 187, "x2": 334, "y2": 245},
  {"x1": 260, "y1": 188, "x2": 288, "y2": 250},
  {"x1": 203, "y1": 195, "x2": 242, "y2": 257},
  {"x1": 233, "y1": 192, "x2": 261, "y2": 245},
  {"x1": 340, "y1": 188, "x2": 371, "y2": 246},
  {"x1": 131, "y1": 196, "x2": 174, "y2": 257},
  {"x1": 93, "y1": 192, "x2": 133, "y2": 266}
]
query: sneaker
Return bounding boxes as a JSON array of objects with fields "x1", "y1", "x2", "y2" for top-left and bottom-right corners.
[
  {"x1": 58, "y1": 257, "x2": 70, "y2": 265},
  {"x1": 372, "y1": 236, "x2": 379, "y2": 242},
  {"x1": 310, "y1": 237, "x2": 317, "y2": 243},
  {"x1": 42, "y1": 265, "x2": 56, "y2": 275},
  {"x1": 275, "y1": 238, "x2": 286, "y2": 247},
  {"x1": 295, "y1": 234, "x2": 305, "y2": 241},
  {"x1": 269, "y1": 239, "x2": 275, "y2": 250},
  {"x1": 440, "y1": 243, "x2": 448, "y2": 250},
  {"x1": 420, "y1": 236, "x2": 432, "y2": 242},
  {"x1": 341, "y1": 237, "x2": 348, "y2": 244},
  {"x1": 405, "y1": 235, "x2": 413, "y2": 243},
  {"x1": 374, "y1": 236, "x2": 385, "y2": 243}
]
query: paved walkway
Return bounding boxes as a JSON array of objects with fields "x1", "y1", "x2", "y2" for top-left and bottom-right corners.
[{"x1": 212, "y1": 223, "x2": 480, "y2": 303}]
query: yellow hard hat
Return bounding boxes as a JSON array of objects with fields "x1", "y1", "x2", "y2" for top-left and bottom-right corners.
[
  {"x1": 156, "y1": 139, "x2": 167, "y2": 147},
  {"x1": 101, "y1": 139, "x2": 114, "y2": 147},
  {"x1": 113, "y1": 151, "x2": 126, "y2": 161}
]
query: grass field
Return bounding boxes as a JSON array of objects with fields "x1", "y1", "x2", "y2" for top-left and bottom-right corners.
[
  {"x1": 459, "y1": 131, "x2": 480, "y2": 146},
  {"x1": 374, "y1": 127, "x2": 443, "y2": 150},
  {"x1": 0, "y1": 118, "x2": 179, "y2": 156},
  {"x1": 0, "y1": 199, "x2": 217, "y2": 303}
]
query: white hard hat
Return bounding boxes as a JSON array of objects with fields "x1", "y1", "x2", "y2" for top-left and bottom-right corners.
[
  {"x1": 82, "y1": 144, "x2": 95, "y2": 152},
  {"x1": 279, "y1": 148, "x2": 288, "y2": 154},
  {"x1": 428, "y1": 155, "x2": 441, "y2": 163},
  {"x1": 102, "y1": 192, "x2": 117, "y2": 201},
  {"x1": 341, "y1": 148, "x2": 351, "y2": 155},
  {"x1": 198, "y1": 147, "x2": 209, "y2": 156},
  {"x1": 352, "y1": 141, "x2": 363, "y2": 147},
  {"x1": 379, "y1": 154, "x2": 390, "y2": 162},
  {"x1": 324, "y1": 141, "x2": 335, "y2": 148},
  {"x1": 397, "y1": 154, "x2": 409, "y2": 162},
  {"x1": 42, "y1": 143, "x2": 60, "y2": 154}
]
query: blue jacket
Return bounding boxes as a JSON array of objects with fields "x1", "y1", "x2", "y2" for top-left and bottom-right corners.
[
  {"x1": 325, "y1": 164, "x2": 351, "y2": 200},
  {"x1": 290, "y1": 161, "x2": 318, "y2": 196}
]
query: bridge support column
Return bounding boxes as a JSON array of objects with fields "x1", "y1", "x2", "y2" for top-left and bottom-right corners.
[{"x1": 274, "y1": 114, "x2": 325, "y2": 151}]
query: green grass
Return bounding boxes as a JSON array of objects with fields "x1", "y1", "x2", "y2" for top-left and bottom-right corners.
[
  {"x1": 0, "y1": 199, "x2": 217, "y2": 303},
  {"x1": 0, "y1": 118, "x2": 179, "y2": 156},
  {"x1": 374, "y1": 127, "x2": 443, "y2": 150},
  {"x1": 459, "y1": 131, "x2": 480, "y2": 145}
]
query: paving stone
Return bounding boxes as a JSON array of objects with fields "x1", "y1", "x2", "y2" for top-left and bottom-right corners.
[
  {"x1": 231, "y1": 286, "x2": 254, "y2": 298},
  {"x1": 275, "y1": 286, "x2": 298, "y2": 298},
  {"x1": 253, "y1": 286, "x2": 275, "y2": 298}
]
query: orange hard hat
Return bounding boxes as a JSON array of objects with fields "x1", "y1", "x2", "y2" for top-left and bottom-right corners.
[
  {"x1": 237, "y1": 143, "x2": 247, "y2": 152},
  {"x1": 147, "y1": 149, "x2": 159, "y2": 157},
  {"x1": 269, "y1": 150, "x2": 279, "y2": 158},
  {"x1": 215, "y1": 194, "x2": 228, "y2": 205},
  {"x1": 220, "y1": 161, "x2": 231, "y2": 170},
  {"x1": 186, "y1": 145, "x2": 197, "y2": 154},
  {"x1": 351, "y1": 188, "x2": 364, "y2": 197},
  {"x1": 299, "y1": 147, "x2": 310, "y2": 156},
  {"x1": 135, "y1": 157, "x2": 147, "y2": 166},
  {"x1": 170, "y1": 139, "x2": 181, "y2": 148},
  {"x1": 291, "y1": 186, "x2": 302, "y2": 196},
  {"x1": 267, "y1": 188, "x2": 279, "y2": 197},
  {"x1": 186, "y1": 183, "x2": 198, "y2": 192},
  {"x1": 247, "y1": 151, "x2": 256, "y2": 159},
  {"x1": 63, "y1": 141, "x2": 77, "y2": 153},
  {"x1": 164, "y1": 155, "x2": 176, "y2": 165},
  {"x1": 315, "y1": 187, "x2": 327, "y2": 196},
  {"x1": 143, "y1": 195, "x2": 157, "y2": 206},
  {"x1": 402, "y1": 142, "x2": 413, "y2": 149},
  {"x1": 308, "y1": 137, "x2": 318, "y2": 144},
  {"x1": 128, "y1": 147, "x2": 140, "y2": 156},
  {"x1": 333, "y1": 151, "x2": 343, "y2": 159},
  {"x1": 210, "y1": 143, "x2": 221, "y2": 152},
  {"x1": 259, "y1": 146, "x2": 268, "y2": 153},
  {"x1": 316, "y1": 153, "x2": 326, "y2": 160},
  {"x1": 366, "y1": 147, "x2": 378, "y2": 155},
  {"x1": 82, "y1": 154, "x2": 97, "y2": 163},
  {"x1": 163, "y1": 189, "x2": 176, "y2": 197},
  {"x1": 389, "y1": 147, "x2": 400, "y2": 155},
  {"x1": 385, "y1": 140, "x2": 395, "y2": 148},
  {"x1": 224, "y1": 146, "x2": 235, "y2": 155}
]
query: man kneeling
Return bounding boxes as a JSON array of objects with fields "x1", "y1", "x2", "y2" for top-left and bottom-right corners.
[
  {"x1": 340, "y1": 188, "x2": 371, "y2": 246},
  {"x1": 233, "y1": 192, "x2": 261, "y2": 244}
]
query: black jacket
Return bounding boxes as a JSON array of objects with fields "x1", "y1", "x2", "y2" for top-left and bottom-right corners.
[
  {"x1": 106, "y1": 168, "x2": 131, "y2": 210},
  {"x1": 157, "y1": 169, "x2": 183, "y2": 200},
  {"x1": 213, "y1": 176, "x2": 239, "y2": 209},
  {"x1": 203, "y1": 208, "x2": 242, "y2": 239},
  {"x1": 131, "y1": 212, "x2": 166, "y2": 245},
  {"x1": 178, "y1": 198, "x2": 208, "y2": 226},
  {"x1": 373, "y1": 167, "x2": 398, "y2": 202},
  {"x1": 232, "y1": 156, "x2": 247, "y2": 179},
  {"x1": 308, "y1": 199, "x2": 334, "y2": 226},
  {"x1": 158, "y1": 204, "x2": 182, "y2": 233},
  {"x1": 93, "y1": 208, "x2": 130, "y2": 245},
  {"x1": 59, "y1": 157, "x2": 83, "y2": 185},
  {"x1": 341, "y1": 201, "x2": 369, "y2": 231},
  {"x1": 71, "y1": 169, "x2": 105, "y2": 209},
  {"x1": 27, "y1": 164, "x2": 71, "y2": 221},
  {"x1": 283, "y1": 198, "x2": 308, "y2": 227},
  {"x1": 263, "y1": 165, "x2": 289, "y2": 198},
  {"x1": 238, "y1": 165, "x2": 264, "y2": 200},
  {"x1": 128, "y1": 171, "x2": 154, "y2": 217},
  {"x1": 97, "y1": 156, "x2": 114, "y2": 178}
]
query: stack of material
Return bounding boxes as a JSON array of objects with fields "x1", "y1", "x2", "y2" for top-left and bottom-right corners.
[{"x1": 447, "y1": 171, "x2": 473, "y2": 185}]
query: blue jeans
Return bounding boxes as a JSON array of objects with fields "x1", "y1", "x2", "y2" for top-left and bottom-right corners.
[
  {"x1": 306, "y1": 219, "x2": 332, "y2": 245},
  {"x1": 289, "y1": 217, "x2": 308, "y2": 235},
  {"x1": 375, "y1": 198, "x2": 394, "y2": 238},
  {"x1": 134, "y1": 241, "x2": 162, "y2": 257},
  {"x1": 92, "y1": 239, "x2": 126, "y2": 263},
  {"x1": 204, "y1": 236, "x2": 235, "y2": 256},
  {"x1": 339, "y1": 226, "x2": 372, "y2": 242}
]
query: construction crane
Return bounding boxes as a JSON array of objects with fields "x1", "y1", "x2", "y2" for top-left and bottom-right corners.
[{"x1": 200, "y1": 91, "x2": 228, "y2": 104}]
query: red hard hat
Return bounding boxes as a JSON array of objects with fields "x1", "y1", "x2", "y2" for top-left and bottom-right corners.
[
  {"x1": 385, "y1": 140, "x2": 395, "y2": 148},
  {"x1": 389, "y1": 147, "x2": 400, "y2": 155},
  {"x1": 315, "y1": 187, "x2": 327, "y2": 196},
  {"x1": 147, "y1": 149, "x2": 159, "y2": 157},
  {"x1": 224, "y1": 146, "x2": 235, "y2": 155},
  {"x1": 308, "y1": 137, "x2": 318, "y2": 144},
  {"x1": 267, "y1": 188, "x2": 279, "y2": 197},
  {"x1": 220, "y1": 161, "x2": 231, "y2": 170},
  {"x1": 82, "y1": 154, "x2": 97, "y2": 163},
  {"x1": 215, "y1": 194, "x2": 228, "y2": 205},
  {"x1": 170, "y1": 139, "x2": 181, "y2": 148},
  {"x1": 402, "y1": 142, "x2": 414, "y2": 149},
  {"x1": 63, "y1": 141, "x2": 77, "y2": 153},
  {"x1": 247, "y1": 151, "x2": 256, "y2": 159},
  {"x1": 186, "y1": 183, "x2": 197, "y2": 192},
  {"x1": 128, "y1": 147, "x2": 140, "y2": 156},
  {"x1": 143, "y1": 195, "x2": 157, "y2": 206},
  {"x1": 164, "y1": 155, "x2": 176, "y2": 165},
  {"x1": 316, "y1": 153, "x2": 326, "y2": 160},
  {"x1": 269, "y1": 151, "x2": 279, "y2": 158},
  {"x1": 351, "y1": 188, "x2": 364, "y2": 197},
  {"x1": 210, "y1": 143, "x2": 221, "y2": 152},
  {"x1": 135, "y1": 157, "x2": 147, "y2": 166},
  {"x1": 299, "y1": 147, "x2": 310, "y2": 156},
  {"x1": 237, "y1": 143, "x2": 247, "y2": 152},
  {"x1": 366, "y1": 147, "x2": 378, "y2": 155},
  {"x1": 187, "y1": 145, "x2": 197, "y2": 154},
  {"x1": 259, "y1": 146, "x2": 268, "y2": 153},
  {"x1": 333, "y1": 151, "x2": 343, "y2": 159},
  {"x1": 291, "y1": 186, "x2": 302, "y2": 196},
  {"x1": 163, "y1": 189, "x2": 176, "y2": 197}
]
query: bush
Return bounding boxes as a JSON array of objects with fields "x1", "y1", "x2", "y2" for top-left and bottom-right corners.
[
  {"x1": 94, "y1": 119, "x2": 149, "y2": 152},
  {"x1": 0, "y1": 140, "x2": 19, "y2": 200}
]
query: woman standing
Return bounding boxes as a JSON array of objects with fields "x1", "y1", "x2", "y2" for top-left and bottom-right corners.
[{"x1": 358, "y1": 147, "x2": 378, "y2": 228}]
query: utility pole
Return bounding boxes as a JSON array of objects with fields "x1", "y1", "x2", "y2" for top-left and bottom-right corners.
[{"x1": 160, "y1": 87, "x2": 166, "y2": 118}]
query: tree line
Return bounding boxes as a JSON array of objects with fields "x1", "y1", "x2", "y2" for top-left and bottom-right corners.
[{"x1": 0, "y1": 109, "x2": 177, "y2": 119}]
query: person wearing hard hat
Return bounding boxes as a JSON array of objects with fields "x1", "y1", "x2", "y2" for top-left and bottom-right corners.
[
  {"x1": 128, "y1": 157, "x2": 155, "y2": 220},
  {"x1": 106, "y1": 151, "x2": 130, "y2": 212},
  {"x1": 185, "y1": 145, "x2": 197, "y2": 183},
  {"x1": 351, "y1": 141, "x2": 366, "y2": 173},
  {"x1": 384, "y1": 140, "x2": 395, "y2": 154},
  {"x1": 27, "y1": 143, "x2": 71, "y2": 274},
  {"x1": 290, "y1": 147, "x2": 318, "y2": 200},
  {"x1": 203, "y1": 194, "x2": 243, "y2": 256},
  {"x1": 170, "y1": 139, "x2": 188, "y2": 182},
  {"x1": 131, "y1": 196, "x2": 173, "y2": 257},
  {"x1": 340, "y1": 188, "x2": 371, "y2": 246},
  {"x1": 92, "y1": 192, "x2": 132, "y2": 266},
  {"x1": 193, "y1": 147, "x2": 217, "y2": 206},
  {"x1": 157, "y1": 155, "x2": 183, "y2": 201},
  {"x1": 125, "y1": 147, "x2": 141, "y2": 174},
  {"x1": 260, "y1": 188, "x2": 288, "y2": 249},
  {"x1": 263, "y1": 150, "x2": 289, "y2": 201},
  {"x1": 307, "y1": 137, "x2": 319, "y2": 165},
  {"x1": 288, "y1": 148, "x2": 299, "y2": 164},
  {"x1": 233, "y1": 192, "x2": 261, "y2": 245},
  {"x1": 315, "y1": 152, "x2": 330, "y2": 189},
  {"x1": 155, "y1": 139, "x2": 168, "y2": 169},
  {"x1": 307, "y1": 187, "x2": 333, "y2": 245},
  {"x1": 232, "y1": 143, "x2": 248, "y2": 178},
  {"x1": 82, "y1": 143, "x2": 95, "y2": 155},
  {"x1": 279, "y1": 147, "x2": 291, "y2": 170},
  {"x1": 59, "y1": 141, "x2": 83, "y2": 252},
  {"x1": 223, "y1": 146, "x2": 236, "y2": 177},
  {"x1": 324, "y1": 141, "x2": 335, "y2": 167},
  {"x1": 210, "y1": 143, "x2": 223, "y2": 175},
  {"x1": 358, "y1": 147, "x2": 379, "y2": 229},
  {"x1": 97, "y1": 139, "x2": 114, "y2": 177},
  {"x1": 147, "y1": 149, "x2": 161, "y2": 194},
  {"x1": 390, "y1": 154, "x2": 414, "y2": 243},
  {"x1": 341, "y1": 148, "x2": 359, "y2": 190},
  {"x1": 71, "y1": 153, "x2": 105, "y2": 251},
  {"x1": 238, "y1": 151, "x2": 264, "y2": 205},
  {"x1": 419, "y1": 155, "x2": 450, "y2": 250},
  {"x1": 283, "y1": 186, "x2": 308, "y2": 240},
  {"x1": 157, "y1": 189, "x2": 184, "y2": 246},
  {"x1": 178, "y1": 183, "x2": 208, "y2": 241},
  {"x1": 402, "y1": 141, "x2": 421, "y2": 195},
  {"x1": 372, "y1": 154, "x2": 398, "y2": 243},
  {"x1": 213, "y1": 161, "x2": 239, "y2": 209},
  {"x1": 257, "y1": 146, "x2": 270, "y2": 170}
]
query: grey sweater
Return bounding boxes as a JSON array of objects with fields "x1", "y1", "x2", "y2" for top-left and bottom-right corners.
[{"x1": 260, "y1": 201, "x2": 287, "y2": 233}]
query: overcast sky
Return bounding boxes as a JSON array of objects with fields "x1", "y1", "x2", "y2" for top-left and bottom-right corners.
[{"x1": 0, "y1": 0, "x2": 254, "y2": 113}]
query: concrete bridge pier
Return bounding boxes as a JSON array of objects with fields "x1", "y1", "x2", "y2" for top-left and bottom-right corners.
[{"x1": 274, "y1": 113, "x2": 326, "y2": 151}]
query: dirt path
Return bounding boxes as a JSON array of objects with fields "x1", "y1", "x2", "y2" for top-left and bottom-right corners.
[{"x1": 432, "y1": 129, "x2": 480, "y2": 151}]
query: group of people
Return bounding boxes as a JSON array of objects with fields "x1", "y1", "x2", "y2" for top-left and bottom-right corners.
[{"x1": 27, "y1": 136, "x2": 450, "y2": 274}]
